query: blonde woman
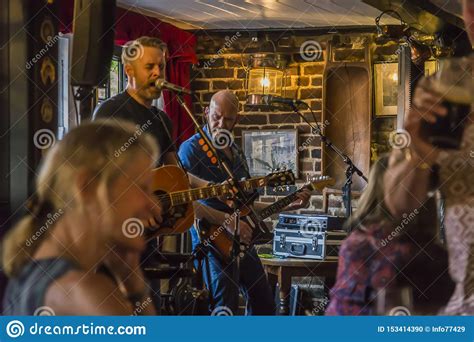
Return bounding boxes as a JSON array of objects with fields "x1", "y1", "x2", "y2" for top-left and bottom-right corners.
[
  {"x1": 2, "y1": 120, "x2": 162, "y2": 315},
  {"x1": 326, "y1": 155, "x2": 453, "y2": 315}
]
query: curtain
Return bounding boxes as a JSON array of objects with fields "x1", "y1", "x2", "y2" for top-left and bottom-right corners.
[{"x1": 59, "y1": 0, "x2": 197, "y2": 146}]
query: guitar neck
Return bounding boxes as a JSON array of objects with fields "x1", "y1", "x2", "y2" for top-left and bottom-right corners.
[
  {"x1": 169, "y1": 176, "x2": 268, "y2": 206},
  {"x1": 258, "y1": 188, "x2": 304, "y2": 220}
]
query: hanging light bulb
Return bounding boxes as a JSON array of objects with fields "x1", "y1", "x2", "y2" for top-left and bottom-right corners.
[
  {"x1": 242, "y1": 36, "x2": 288, "y2": 109},
  {"x1": 260, "y1": 77, "x2": 270, "y2": 87}
]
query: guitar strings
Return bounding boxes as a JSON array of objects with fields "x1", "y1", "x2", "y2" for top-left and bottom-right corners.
[
  {"x1": 152, "y1": 179, "x2": 271, "y2": 202},
  {"x1": 152, "y1": 173, "x2": 291, "y2": 207}
]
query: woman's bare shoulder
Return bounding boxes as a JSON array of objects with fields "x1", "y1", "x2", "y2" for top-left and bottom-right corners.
[{"x1": 44, "y1": 269, "x2": 132, "y2": 315}]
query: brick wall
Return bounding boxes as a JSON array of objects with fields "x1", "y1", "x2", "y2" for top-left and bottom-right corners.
[{"x1": 189, "y1": 30, "x2": 400, "y2": 221}]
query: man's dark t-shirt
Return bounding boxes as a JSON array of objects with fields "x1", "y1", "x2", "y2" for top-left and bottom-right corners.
[{"x1": 93, "y1": 91, "x2": 175, "y2": 165}]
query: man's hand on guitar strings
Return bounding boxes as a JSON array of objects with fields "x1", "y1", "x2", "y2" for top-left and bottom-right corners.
[
  {"x1": 286, "y1": 188, "x2": 312, "y2": 211},
  {"x1": 223, "y1": 216, "x2": 253, "y2": 245},
  {"x1": 145, "y1": 197, "x2": 163, "y2": 228}
]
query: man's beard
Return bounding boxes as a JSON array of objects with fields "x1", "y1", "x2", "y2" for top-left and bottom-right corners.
[{"x1": 140, "y1": 82, "x2": 161, "y2": 99}]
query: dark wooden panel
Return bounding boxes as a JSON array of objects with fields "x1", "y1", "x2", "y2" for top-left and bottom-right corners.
[
  {"x1": 0, "y1": 0, "x2": 10, "y2": 230},
  {"x1": 323, "y1": 65, "x2": 370, "y2": 191},
  {"x1": 0, "y1": 0, "x2": 60, "y2": 233}
]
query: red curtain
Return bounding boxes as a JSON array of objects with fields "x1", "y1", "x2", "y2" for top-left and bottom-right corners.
[{"x1": 59, "y1": 0, "x2": 197, "y2": 146}]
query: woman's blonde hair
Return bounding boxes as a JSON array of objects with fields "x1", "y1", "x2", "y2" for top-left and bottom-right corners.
[
  {"x1": 346, "y1": 152, "x2": 439, "y2": 239},
  {"x1": 2, "y1": 119, "x2": 159, "y2": 277},
  {"x1": 345, "y1": 155, "x2": 393, "y2": 231}
]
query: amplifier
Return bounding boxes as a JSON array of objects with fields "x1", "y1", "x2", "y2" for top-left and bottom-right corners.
[
  {"x1": 273, "y1": 213, "x2": 347, "y2": 260},
  {"x1": 277, "y1": 213, "x2": 346, "y2": 232}
]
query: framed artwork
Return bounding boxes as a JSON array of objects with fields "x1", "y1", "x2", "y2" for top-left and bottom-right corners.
[
  {"x1": 424, "y1": 60, "x2": 438, "y2": 76},
  {"x1": 242, "y1": 129, "x2": 298, "y2": 177},
  {"x1": 374, "y1": 62, "x2": 398, "y2": 116}
]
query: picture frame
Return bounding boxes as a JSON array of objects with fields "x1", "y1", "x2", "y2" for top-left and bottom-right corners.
[
  {"x1": 242, "y1": 129, "x2": 298, "y2": 177},
  {"x1": 374, "y1": 62, "x2": 398, "y2": 116},
  {"x1": 424, "y1": 59, "x2": 438, "y2": 76}
]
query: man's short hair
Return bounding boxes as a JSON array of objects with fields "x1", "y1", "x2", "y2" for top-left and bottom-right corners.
[{"x1": 121, "y1": 36, "x2": 167, "y2": 64}]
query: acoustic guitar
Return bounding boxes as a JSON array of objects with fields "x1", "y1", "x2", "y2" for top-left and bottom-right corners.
[
  {"x1": 198, "y1": 176, "x2": 335, "y2": 263},
  {"x1": 145, "y1": 165, "x2": 295, "y2": 239}
]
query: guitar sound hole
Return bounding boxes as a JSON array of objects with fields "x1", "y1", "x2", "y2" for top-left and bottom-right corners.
[
  {"x1": 153, "y1": 190, "x2": 171, "y2": 212},
  {"x1": 153, "y1": 190, "x2": 189, "y2": 228}
]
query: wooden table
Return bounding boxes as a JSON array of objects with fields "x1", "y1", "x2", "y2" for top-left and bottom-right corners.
[{"x1": 260, "y1": 256, "x2": 339, "y2": 315}]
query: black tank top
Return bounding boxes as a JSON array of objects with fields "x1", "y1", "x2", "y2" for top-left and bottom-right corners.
[{"x1": 2, "y1": 257, "x2": 79, "y2": 315}]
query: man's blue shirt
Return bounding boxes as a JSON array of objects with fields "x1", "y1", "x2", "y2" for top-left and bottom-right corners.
[{"x1": 178, "y1": 125, "x2": 253, "y2": 214}]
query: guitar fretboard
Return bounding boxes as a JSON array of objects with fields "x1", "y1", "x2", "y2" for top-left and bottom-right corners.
[
  {"x1": 257, "y1": 178, "x2": 331, "y2": 219},
  {"x1": 258, "y1": 190, "x2": 302, "y2": 220},
  {"x1": 167, "y1": 176, "x2": 270, "y2": 206}
]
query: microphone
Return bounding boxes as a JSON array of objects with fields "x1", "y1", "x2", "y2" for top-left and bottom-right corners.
[
  {"x1": 262, "y1": 95, "x2": 306, "y2": 107},
  {"x1": 154, "y1": 79, "x2": 192, "y2": 95}
]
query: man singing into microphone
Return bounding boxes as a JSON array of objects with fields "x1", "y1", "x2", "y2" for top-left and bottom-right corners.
[{"x1": 93, "y1": 36, "x2": 180, "y2": 167}]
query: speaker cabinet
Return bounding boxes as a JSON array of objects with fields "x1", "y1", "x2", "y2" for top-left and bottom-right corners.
[{"x1": 71, "y1": 0, "x2": 116, "y2": 87}]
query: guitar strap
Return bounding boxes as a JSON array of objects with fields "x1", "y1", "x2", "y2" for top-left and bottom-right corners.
[
  {"x1": 231, "y1": 142, "x2": 251, "y2": 179},
  {"x1": 151, "y1": 106, "x2": 187, "y2": 171}
]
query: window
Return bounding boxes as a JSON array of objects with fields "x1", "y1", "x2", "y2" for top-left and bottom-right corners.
[
  {"x1": 58, "y1": 40, "x2": 165, "y2": 135},
  {"x1": 97, "y1": 46, "x2": 127, "y2": 104},
  {"x1": 57, "y1": 33, "x2": 74, "y2": 139},
  {"x1": 96, "y1": 45, "x2": 164, "y2": 110}
]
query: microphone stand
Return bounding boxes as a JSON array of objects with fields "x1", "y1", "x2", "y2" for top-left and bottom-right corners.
[
  {"x1": 288, "y1": 102, "x2": 368, "y2": 219},
  {"x1": 74, "y1": 86, "x2": 94, "y2": 121},
  {"x1": 174, "y1": 93, "x2": 254, "y2": 312}
]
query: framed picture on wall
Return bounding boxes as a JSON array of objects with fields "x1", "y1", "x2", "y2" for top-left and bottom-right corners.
[
  {"x1": 374, "y1": 62, "x2": 398, "y2": 116},
  {"x1": 242, "y1": 129, "x2": 298, "y2": 177},
  {"x1": 424, "y1": 60, "x2": 439, "y2": 76}
]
